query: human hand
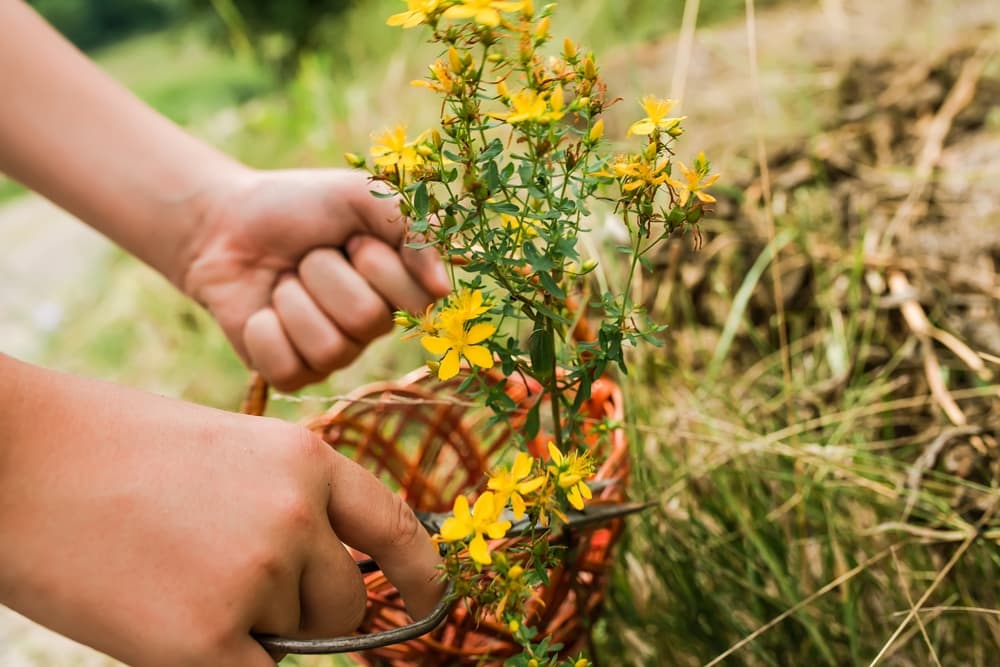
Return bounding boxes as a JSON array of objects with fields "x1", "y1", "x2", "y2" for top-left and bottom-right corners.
[
  {"x1": 179, "y1": 168, "x2": 451, "y2": 390},
  {"x1": 0, "y1": 357, "x2": 443, "y2": 667}
]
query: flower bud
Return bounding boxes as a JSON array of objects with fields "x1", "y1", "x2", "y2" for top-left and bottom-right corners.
[
  {"x1": 343, "y1": 152, "x2": 366, "y2": 168},
  {"x1": 508, "y1": 565, "x2": 524, "y2": 580},
  {"x1": 583, "y1": 54, "x2": 597, "y2": 80},
  {"x1": 496, "y1": 79, "x2": 510, "y2": 100},
  {"x1": 393, "y1": 312, "x2": 412, "y2": 327},
  {"x1": 588, "y1": 118, "x2": 604, "y2": 143},
  {"x1": 581, "y1": 258, "x2": 598, "y2": 273},
  {"x1": 534, "y1": 16, "x2": 550, "y2": 41},
  {"x1": 448, "y1": 46, "x2": 463, "y2": 74},
  {"x1": 508, "y1": 619, "x2": 520, "y2": 633},
  {"x1": 563, "y1": 37, "x2": 577, "y2": 60}
]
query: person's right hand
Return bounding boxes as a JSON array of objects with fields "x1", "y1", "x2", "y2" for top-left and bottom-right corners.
[{"x1": 0, "y1": 356, "x2": 443, "y2": 667}]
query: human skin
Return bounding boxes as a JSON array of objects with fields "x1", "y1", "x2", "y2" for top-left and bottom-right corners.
[{"x1": 0, "y1": 1, "x2": 448, "y2": 664}]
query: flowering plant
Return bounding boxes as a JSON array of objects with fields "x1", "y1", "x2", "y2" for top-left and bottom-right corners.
[{"x1": 350, "y1": 1, "x2": 717, "y2": 663}]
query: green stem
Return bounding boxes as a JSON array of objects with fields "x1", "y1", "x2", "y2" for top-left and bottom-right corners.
[{"x1": 546, "y1": 315, "x2": 564, "y2": 450}]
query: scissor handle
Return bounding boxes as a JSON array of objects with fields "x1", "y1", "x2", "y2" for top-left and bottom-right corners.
[{"x1": 254, "y1": 579, "x2": 454, "y2": 655}]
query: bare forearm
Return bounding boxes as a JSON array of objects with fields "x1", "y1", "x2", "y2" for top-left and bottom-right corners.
[{"x1": 0, "y1": 1, "x2": 249, "y2": 286}]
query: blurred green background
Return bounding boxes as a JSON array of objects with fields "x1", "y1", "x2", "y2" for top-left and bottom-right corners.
[{"x1": 2, "y1": 1, "x2": 998, "y2": 666}]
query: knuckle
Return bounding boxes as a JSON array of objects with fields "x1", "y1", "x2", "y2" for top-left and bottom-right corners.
[
  {"x1": 267, "y1": 364, "x2": 307, "y2": 392},
  {"x1": 309, "y1": 334, "x2": 350, "y2": 372},
  {"x1": 350, "y1": 300, "x2": 391, "y2": 338},
  {"x1": 385, "y1": 494, "x2": 422, "y2": 549},
  {"x1": 300, "y1": 247, "x2": 340, "y2": 278}
]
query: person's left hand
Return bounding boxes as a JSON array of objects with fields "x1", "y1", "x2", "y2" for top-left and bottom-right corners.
[{"x1": 179, "y1": 168, "x2": 451, "y2": 390}]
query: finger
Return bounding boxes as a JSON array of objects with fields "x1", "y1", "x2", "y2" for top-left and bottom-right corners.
[
  {"x1": 323, "y1": 450, "x2": 445, "y2": 620},
  {"x1": 345, "y1": 235, "x2": 436, "y2": 315},
  {"x1": 400, "y1": 235, "x2": 452, "y2": 299},
  {"x1": 243, "y1": 308, "x2": 325, "y2": 391},
  {"x1": 339, "y1": 174, "x2": 406, "y2": 247},
  {"x1": 297, "y1": 531, "x2": 368, "y2": 638},
  {"x1": 298, "y1": 248, "x2": 394, "y2": 344},
  {"x1": 272, "y1": 277, "x2": 362, "y2": 375}
]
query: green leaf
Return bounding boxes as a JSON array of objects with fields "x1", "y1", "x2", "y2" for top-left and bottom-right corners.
[
  {"x1": 528, "y1": 326, "x2": 555, "y2": 383},
  {"x1": 524, "y1": 398, "x2": 541, "y2": 439},
  {"x1": 537, "y1": 271, "x2": 566, "y2": 300},
  {"x1": 477, "y1": 138, "x2": 504, "y2": 163},
  {"x1": 522, "y1": 242, "x2": 555, "y2": 272},
  {"x1": 412, "y1": 181, "x2": 429, "y2": 218},
  {"x1": 484, "y1": 161, "x2": 500, "y2": 192},
  {"x1": 485, "y1": 200, "x2": 520, "y2": 214}
]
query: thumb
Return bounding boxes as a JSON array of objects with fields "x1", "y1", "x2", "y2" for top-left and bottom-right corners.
[{"x1": 323, "y1": 449, "x2": 445, "y2": 620}]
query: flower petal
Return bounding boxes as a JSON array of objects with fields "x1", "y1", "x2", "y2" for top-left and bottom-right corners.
[
  {"x1": 547, "y1": 441, "x2": 563, "y2": 464},
  {"x1": 465, "y1": 322, "x2": 496, "y2": 345},
  {"x1": 486, "y1": 520, "x2": 512, "y2": 540},
  {"x1": 439, "y1": 516, "x2": 471, "y2": 542},
  {"x1": 469, "y1": 533, "x2": 492, "y2": 565},
  {"x1": 512, "y1": 452, "x2": 533, "y2": 480},
  {"x1": 516, "y1": 476, "x2": 545, "y2": 495},
  {"x1": 421, "y1": 335, "x2": 452, "y2": 355},
  {"x1": 439, "y1": 349, "x2": 461, "y2": 380},
  {"x1": 627, "y1": 119, "x2": 655, "y2": 136},
  {"x1": 567, "y1": 485, "x2": 584, "y2": 510},
  {"x1": 462, "y1": 344, "x2": 494, "y2": 369},
  {"x1": 511, "y1": 493, "x2": 526, "y2": 520},
  {"x1": 452, "y1": 494, "x2": 471, "y2": 520}
]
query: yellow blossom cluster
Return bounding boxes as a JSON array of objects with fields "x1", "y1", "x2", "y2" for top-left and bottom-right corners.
[
  {"x1": 395, "y1": 289, "x2": 496, "y2": 380},
  {"x1": 435, "y1": 446, "x2": 595, "y2": 565},
  {"x1": 596, "y1": 96, "x2": 720, "y2": 209}
]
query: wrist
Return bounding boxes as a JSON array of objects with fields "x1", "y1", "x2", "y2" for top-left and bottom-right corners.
[{"x1": 159, "y1": 160, "x2": 257, "y2": 291}]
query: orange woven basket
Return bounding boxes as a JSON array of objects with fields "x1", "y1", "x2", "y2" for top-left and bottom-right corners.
[{"x1": 244, "y1": 362, "x2": 629, "y2": 665}]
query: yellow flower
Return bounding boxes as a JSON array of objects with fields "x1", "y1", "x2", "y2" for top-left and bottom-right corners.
[
  {"x1": 546, "y1": 441, "x2": 595, "y2": 511},
  {"x1": 443, "y1": 0, "x2": 525, "y2": 27},
  {"x1": 370, "y1": 125, "x2": 429, "y2": 172},
  {"x1": 665, "y1": 153, "x2": 721, "y2": 206},
  {"x1": 442, "y1": 288, "x2": 490, "y2": 323},
  {"x1": 438, "y1": 491, "x2": 511, "y2": 565},
  {"x1": 411, "y1": 59, "x2": 455, "y2": 94},
  {"x1": 488, "y1": 452, "x2": 545, "y2": 519},
  {"x1": 601, "y1": 155, "x2": 670, "y2": 192},
  {"x1": 494, "y1": 88, "x2": 565, "y2": 124},
  {"x1": 421, "y1": 315, "x2": 495, "y2": 380},
  {"x1": 627, "y1": 95, "x2": 686, "y2": 137},
  {"x1": 400, "y1": 304, "x2": 440, "y2": 340},
  {"x1": 387, "y1": 0, "x2": 442, "y2": 28},
  {"x1": 501, "y1": 213, "x2": 539, "y2": 243}
]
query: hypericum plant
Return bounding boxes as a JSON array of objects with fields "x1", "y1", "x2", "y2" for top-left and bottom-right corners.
[{"x1": 349, "y1": 1, "x2": 717, "y2": 663}]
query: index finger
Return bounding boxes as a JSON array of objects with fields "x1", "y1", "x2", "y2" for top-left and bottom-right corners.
[
  {"x1": 341, "y1": 177, "x2": 451, "y2": 299},
  {"x1": 323, "y1": 448, "x2": 445, "y2": 620}
]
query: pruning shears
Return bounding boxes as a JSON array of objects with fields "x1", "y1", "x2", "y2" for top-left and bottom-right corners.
[{"x1": 256, "y1": 486, "x2": 650, "y2": 655}]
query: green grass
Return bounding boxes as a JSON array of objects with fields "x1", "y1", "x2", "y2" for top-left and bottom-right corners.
[
  {"x1": 93, "y1": 25, "x2": 273, "y2": 127},
  {"x1": 0, "y1": 177, "x2": 26, "y2": 205}
]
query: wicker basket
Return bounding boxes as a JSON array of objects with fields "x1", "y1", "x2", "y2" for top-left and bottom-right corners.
[{"x1": 244, "y1": 364, "x2": 629, "y2": 665}]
